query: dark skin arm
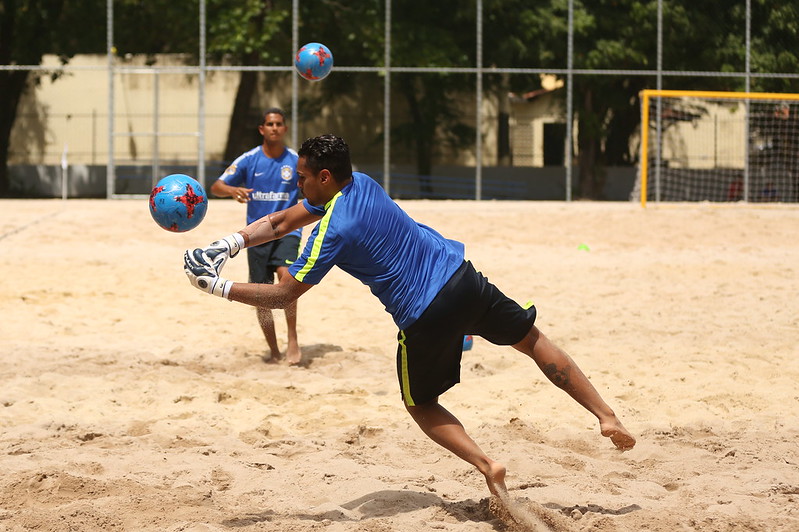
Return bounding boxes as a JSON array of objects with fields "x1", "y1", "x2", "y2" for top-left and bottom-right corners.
[
  {"x1": 224, "y1": 202, "x2": 319, "y2": 307},
  {"x1": 236, "y1": 202, "x2": 322, "y2": 247},
  {"x1": 228, "y1": 269, "x2": 313, "y2": 309}
]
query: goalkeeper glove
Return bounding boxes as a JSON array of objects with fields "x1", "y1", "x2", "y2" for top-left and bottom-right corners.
[
  {"x1": 184, "y1": 248, "x2": 233, "y2": 299},
  {"x1": 203, "y1": 233, "x2": 246, "y2": 273}
]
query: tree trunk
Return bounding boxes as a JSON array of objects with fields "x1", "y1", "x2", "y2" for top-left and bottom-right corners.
[
  {"x1": 0, "y1": 70, "x2": 29, "y2": 196},
  {"x1": 222, "y1": 0, "x2": 271, "y2": 165},
  {"x1": 496, "y1": 72, "x2": 511, "y2": 166},
  {"x1": 400, "y1": 75, "x2": 433, "y2": 196},
  {"x1": 576, "y1": 87, "x2": 607, "y2": 199},
  {"x1": 222, "y1": 68, "x2": 260, "y2": 163}
]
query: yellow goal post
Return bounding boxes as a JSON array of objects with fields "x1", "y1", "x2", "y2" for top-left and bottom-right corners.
[{"x1": 638, "y1": 89, "x2": 799, "y2": 207}]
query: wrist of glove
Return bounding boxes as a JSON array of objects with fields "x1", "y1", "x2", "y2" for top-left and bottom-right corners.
[
  {"x1": 204, "y1": 232, "x2": 245, "y2": 264},
  {"x1": 184, "y1": 248, "x2": 234, "y2": 299}
]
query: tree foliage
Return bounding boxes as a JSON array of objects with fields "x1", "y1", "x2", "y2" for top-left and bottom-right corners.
[
  {"x1": 2, "y1": 0, "x2": 798, "y2": 198},
  {"x1": 0, "y1": 0, "x2": 105, "y2": 195},
  {"x1": 205, "y1": 0, "x2": 293, "y2": 160},
  {"x1": 502, "y1": 0, "x2": 799, "y2": 197}
]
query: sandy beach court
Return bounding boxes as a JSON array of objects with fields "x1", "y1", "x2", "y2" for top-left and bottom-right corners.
[{"x1": 1, "y1": 198, "x2": 797, "y2": 531}]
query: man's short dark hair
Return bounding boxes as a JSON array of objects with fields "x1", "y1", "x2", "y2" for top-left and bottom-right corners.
[
  {"x1": 298, "y1": 135, "x2": 352, "y2": 184},
  {"x1": 263, "y1": 107, "x2": 286, "y2": 123}
]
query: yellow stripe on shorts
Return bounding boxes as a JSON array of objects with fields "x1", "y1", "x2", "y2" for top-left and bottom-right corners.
[
  {"x1": 398, "y1": 330, "x2": 415, "y2": 406},
  {"x1": 294, "y1": 191, "x2": 342, "y2": 283}
]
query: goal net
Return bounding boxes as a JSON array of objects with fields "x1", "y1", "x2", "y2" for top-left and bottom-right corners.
[{"x1": 635, "y1": 90, "x2": 799, "y2": 205}]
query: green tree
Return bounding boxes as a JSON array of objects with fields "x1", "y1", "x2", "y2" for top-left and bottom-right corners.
[
  {"x1": 113, "y1": 0, "x2": 201, "y2": 55},
  {"x1": 3, "y1": 0, "x2": 798, "y2": 199},
  {"x1": 0, "y1": 0, "x2": 201, "y2": 196},
  {"x1": 203, "y1": 0, "x2": 380, "y2": 163},
  {"x1": 389, "y1": 1, "x2": 477, "y2": 193},
  {"x1": 482, "y1": 3, "x2": 563, "y2": 167},
  {"x1": 520, "y1": 0, "x2": 799, "y2": 199},
  {"x1": 298, "y1": 0, "x2": 479, "y2": 195},
  {"x1": 570, "y1": 1, "x2": 659, "y2": 198},
  {"x1": 749, "y1": 1, "x2": 799, "y2": 93},
  {"x1": 0, "y1": 0, "x2": 105, "y2": 196},
  {"x1": 204, "y1": 0, "x2": 293, "y2": 161}
]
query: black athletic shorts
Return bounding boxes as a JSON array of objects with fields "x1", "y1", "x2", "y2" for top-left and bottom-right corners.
[
  {"x1": 247, "y1": 235, "x2": 301, "y2": 284},
  {"x1": 396, "y1": 260, "x2": 537, "y2": 406}
]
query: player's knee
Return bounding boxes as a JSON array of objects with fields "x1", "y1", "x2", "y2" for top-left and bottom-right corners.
[{"x1": 404, "y1": 397, "x2": 438, "y2": 416}]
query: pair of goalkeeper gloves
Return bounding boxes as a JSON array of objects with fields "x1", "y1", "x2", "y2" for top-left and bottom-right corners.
[{"x1": 183, "y1": 233, "x2": 246, "y2": 299}]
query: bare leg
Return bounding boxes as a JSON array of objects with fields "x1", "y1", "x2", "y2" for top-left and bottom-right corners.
[
  {"x1": 513, "y1": 325, "x2": 636, "y2": 450},
  {"x1": 406, "y1": 400, "x2": 508, "y2": 496},
  {"x1": 257, "y1": 307, "x2": 282, "y2": 362},
  {"x1": 277, "y1": 267, "x2": 301, "y2": 365},
  {"x1": 283, "y1": 300, "x2": 301, "y2": 364}
]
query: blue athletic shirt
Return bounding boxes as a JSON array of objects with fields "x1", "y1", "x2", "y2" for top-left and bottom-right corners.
[
  {"x1": 289, "y1": 172, "x2": 465, "y2": 329},
  {"x1": 219, "y1": 146, "x2": 301, "y2": 238}
]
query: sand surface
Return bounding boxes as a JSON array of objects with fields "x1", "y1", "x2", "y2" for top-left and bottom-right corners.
[{"x1": 1, "y1": 198, "x2": 798, "y2": 531}]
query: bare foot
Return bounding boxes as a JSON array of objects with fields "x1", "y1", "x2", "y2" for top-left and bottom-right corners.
[
  {"x1": 285, "y1": 342, "x2": 302, "y2": 366},
  {"x1": 483, "y1": 460, "x2": 508, "y2": 497},
  {"x1": 262, "y1": 350, "x2": 283, "y2": 364},
  {"x1": 600, "y1": 416, "x2": 636, "y2": 451}
]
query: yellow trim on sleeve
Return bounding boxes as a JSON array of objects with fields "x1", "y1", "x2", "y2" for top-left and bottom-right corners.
[{"x1": 294, "y1": 191, "x2": 342, "y2": 283}]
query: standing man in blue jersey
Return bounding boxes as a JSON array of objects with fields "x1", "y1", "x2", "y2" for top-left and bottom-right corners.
[
  {"x1": 209, "y1": 108, "x2": 302, "y2": 365},
  {"x1": 186, "y1": 134, "x2": 636, "y2": 499}
]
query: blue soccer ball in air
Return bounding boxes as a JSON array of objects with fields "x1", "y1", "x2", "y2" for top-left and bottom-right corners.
[
  {"x1": 294, "y1": 42, "x2": 334, "y2": 81},
  {"x1": 149, "y1": 174, "x2": 208, "y2": 232}
]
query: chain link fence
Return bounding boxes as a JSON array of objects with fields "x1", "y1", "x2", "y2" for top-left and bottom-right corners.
[{"x1": 4, "y1": 0, "x2": 798, "y2": 200}]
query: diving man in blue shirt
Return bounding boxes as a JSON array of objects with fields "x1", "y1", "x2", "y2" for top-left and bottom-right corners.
[{"x1": 185, "y1": 134, "x2": 636, "y2": 499}]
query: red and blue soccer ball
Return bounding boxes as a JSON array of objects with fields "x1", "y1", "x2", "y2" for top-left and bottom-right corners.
[
  {"x1": 149, "y1": 174, "x2": 207, "y2": 232},
  {"x1": 462, "y1": 335, "x2": 473, "y2": 351},
  {"x1": 294, "y1": 42, "x2": 334, "y2": 81}
]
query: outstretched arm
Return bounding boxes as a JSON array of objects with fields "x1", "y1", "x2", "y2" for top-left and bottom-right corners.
[
  {"x1": 184, "y1": 249, "x2": 313, "y2": 307},
  {"x1": 227, "y1": 271, "x2": 313, "y2": 309},
  {"x1": 239, "y1": 202, "x2": 321, "y2": 247},
  {"x1": 200, "y1": 202, "x2": 321, "y2": 268}
]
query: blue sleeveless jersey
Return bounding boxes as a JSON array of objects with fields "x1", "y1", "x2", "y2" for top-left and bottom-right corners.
[
  {"x1": 219, "y1": 146, "x2": 301, "y2": 237},
  {"x1": 289, "y1": 172, "x2": 465, "y2": 329}
]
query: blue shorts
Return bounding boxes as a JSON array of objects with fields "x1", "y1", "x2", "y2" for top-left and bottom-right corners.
[
  {"x1": 247, "y1": 235, "x2": 301, "y2": 284},
  {"x1": 396, "y1": 260, "x2": 537, "y2": 406}
]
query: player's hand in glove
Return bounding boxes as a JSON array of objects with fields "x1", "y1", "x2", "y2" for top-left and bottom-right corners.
[
  {"x1": 184, "y1": 248, "x2": 233, "y2": 299},
  {"x1": 202, "y1": 232, "x2": 246, "y2": 274}
]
